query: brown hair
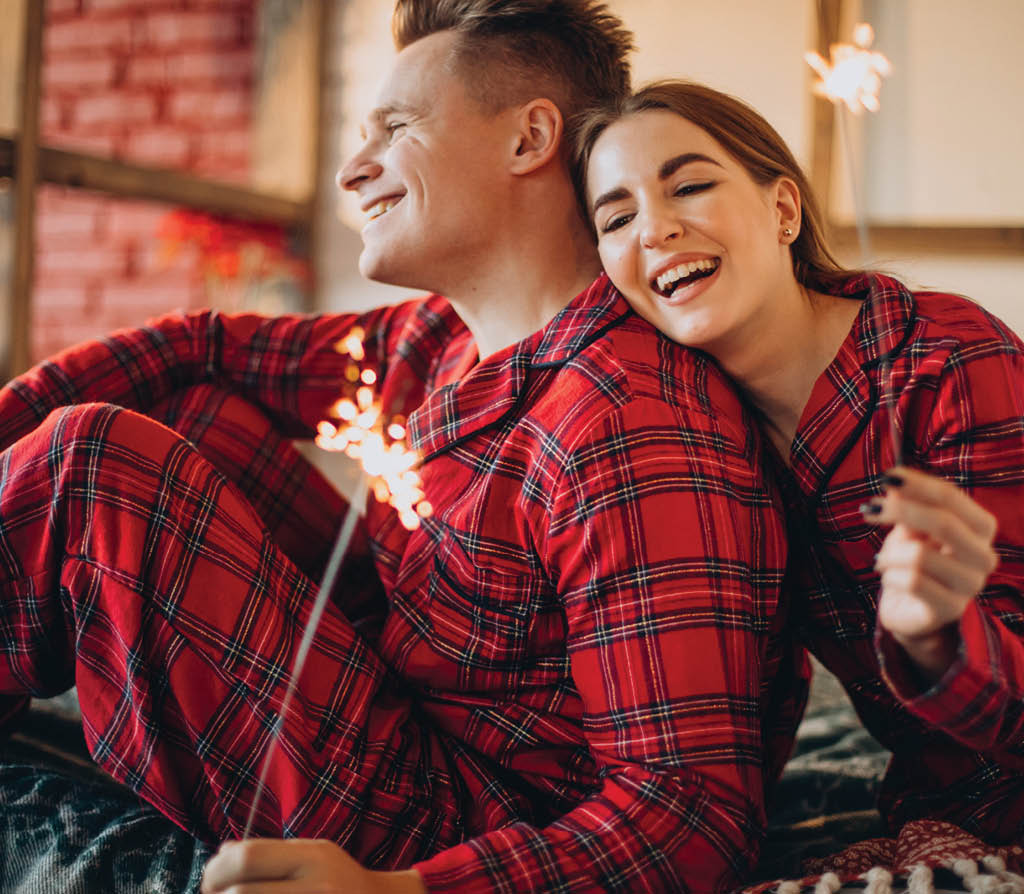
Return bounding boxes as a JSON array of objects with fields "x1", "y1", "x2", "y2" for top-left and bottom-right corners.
[
  {"x1": 573, "y1": 80, "x2": 859, "y2": 293},
  {"x1": 392, "y1": 0, "x2": 634, "y2": 132}
]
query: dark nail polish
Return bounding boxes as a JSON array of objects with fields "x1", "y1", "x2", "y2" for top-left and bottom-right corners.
[
  {"x1": 859, "y1": 502, "x2": 882, "y2": 516},
  {"x1": 884, "y1": 474, "x2": 904, "y2": 488}
]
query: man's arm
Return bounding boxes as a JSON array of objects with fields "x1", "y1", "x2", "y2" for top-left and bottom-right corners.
[
  {"x1": 411, "y1": 391, "x2": 786, "y2": 893},
  {"x1": 0, "y1": 304, "x2": 412, "y2": 454}
]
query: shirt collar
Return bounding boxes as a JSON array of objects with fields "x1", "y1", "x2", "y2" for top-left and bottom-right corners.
[
  {"x1": 836, "y1": 272, "x2": 917, "y2": 367},
  {"x1": 408, "y1": 274, "x2": 630, "y2": 460},
  {"x1": 787, "y1": 272, "x2": 917, "y2": 498}
]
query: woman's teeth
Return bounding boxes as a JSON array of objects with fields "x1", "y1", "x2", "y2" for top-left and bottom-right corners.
[
  {"x1": 655, "y1": 258, "x2": 719, "y2": 293},
  {"x1": 367, "y1": 198, "x2": 401, "y2": 220}
]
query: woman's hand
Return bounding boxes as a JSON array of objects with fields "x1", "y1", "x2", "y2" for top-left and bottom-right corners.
[
  {"x1": 200, "y1": 838, "x2": 427, "y2": 894},
  {"x1": 861, "y1": 466, "x2": 999, "y2": 681}
]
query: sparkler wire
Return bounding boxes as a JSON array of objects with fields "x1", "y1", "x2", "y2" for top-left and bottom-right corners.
[
  {"x1": 242, "y1": 476, "x2": 369, "y2": 839},
  {"x1": 879, "y1": 356, "x2": 903, "y2": 469},
  {"x1": 836, "y1": 107, "x2": 871, "y2": 264}
]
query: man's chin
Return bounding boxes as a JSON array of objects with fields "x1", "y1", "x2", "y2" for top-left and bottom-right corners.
[{"x1": 359, "y1": 250, "x2": 430, "y2": 293}]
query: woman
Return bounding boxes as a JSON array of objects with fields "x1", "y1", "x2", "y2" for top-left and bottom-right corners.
[{"x1": 573, "y1": 81, "x2": 1024, "y2": 870}]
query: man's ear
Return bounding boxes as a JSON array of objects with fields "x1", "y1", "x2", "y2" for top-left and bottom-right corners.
[{"x1": 508, "y1": 98, "x2": 563, "y2": 176}]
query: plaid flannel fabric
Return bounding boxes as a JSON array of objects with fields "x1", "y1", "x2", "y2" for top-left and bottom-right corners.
[
  {"x1": 0, "y1": 274, "x2": 803, "y2": 892},
  {"x1": 775, "y1": 272, "x2": 1024, "y2": 843}
]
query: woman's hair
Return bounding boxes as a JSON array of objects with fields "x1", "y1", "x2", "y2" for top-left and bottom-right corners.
[
  {"x1": 392, "y1": 0, "x2": 634, "y2": 134},
  {"x1": 572, "y1": 80, "x2": 859, "y2": 293}
]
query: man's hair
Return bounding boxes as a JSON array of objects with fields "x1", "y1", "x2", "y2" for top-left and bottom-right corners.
[{"x1": 392, "y1": 0, "x2": 634, "y2": 129}]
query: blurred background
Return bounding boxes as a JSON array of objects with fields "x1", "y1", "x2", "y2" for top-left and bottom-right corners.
[{"x1": 1, "y1": 0, "x2": 1021, "y2": 383}]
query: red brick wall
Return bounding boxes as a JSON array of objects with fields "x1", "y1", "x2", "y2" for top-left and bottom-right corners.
[{"x1": 32, "y1": 0, "x2": 260, "y2": 363}]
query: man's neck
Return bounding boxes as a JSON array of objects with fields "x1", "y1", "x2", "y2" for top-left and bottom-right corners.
[{"x1": 443, "y1": 221, "x2": 603, "y2": 361}]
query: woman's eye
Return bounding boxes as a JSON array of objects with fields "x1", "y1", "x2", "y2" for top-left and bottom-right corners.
[
  {"x1": 674, "y1": 181, "x2": 714, "y2": 197},
  {"x1": 599, "y1": 213, "x2": 633, "y2": 234},
  {"x1": 385, "y1": 122, "x2": 407, "y2": 142}
]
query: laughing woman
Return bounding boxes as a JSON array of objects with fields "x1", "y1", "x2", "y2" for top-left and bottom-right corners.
[{"x1": 573, "y1": 81, "x2": 1024, "y2": 872}]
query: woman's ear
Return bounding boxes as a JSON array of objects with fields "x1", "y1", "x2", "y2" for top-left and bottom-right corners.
[
  {"x1": 508, "y1": 98, "x2": 564, "y2": 176},
  {"x1": 774, "y1": 177, "x2": 802, "y2": 241}
]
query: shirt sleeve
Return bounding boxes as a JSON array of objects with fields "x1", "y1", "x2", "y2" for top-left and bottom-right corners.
[
  {"x1": 414, "y1": 391, "x2": 787, "y2": 893},
  {"x1": 876, "y1": 337, "x2": 1024, "y2": 750},
  {"x1": 0, "y1": 304, "x2": 410, "y2": 454}
]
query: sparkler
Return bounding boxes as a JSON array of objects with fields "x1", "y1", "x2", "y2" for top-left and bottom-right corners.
[
  {"x1": 805, "y1": 22, "x2": 891, "y2": 262},
  {"x1": 242, "y1": 327, "x2": 431, "y2": 838},
  {"x1": 806, "y1": 23, "x2": 901, "y2": 467}
]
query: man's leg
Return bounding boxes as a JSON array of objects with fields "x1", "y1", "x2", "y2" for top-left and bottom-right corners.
[
  {"x1": 148, "y1": 385, "x2": 385, "y2": 632},
  {"x1": 148, "y1": 385, "x2": 342, "y2": 582},
  {"x1": 0, "y1": 404, "x2": 461, "y2": 866}
]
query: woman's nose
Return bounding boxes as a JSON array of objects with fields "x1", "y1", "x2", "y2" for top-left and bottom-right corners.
[
  {"x1": 640, "y1": 210, "x2": 683, "y2": 249},
  {"x1": 634, "y1": 199, "x2": 684, "y2": 247}
]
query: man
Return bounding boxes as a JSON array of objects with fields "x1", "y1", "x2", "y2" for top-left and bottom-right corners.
[{"x1": 0, "y1": 2, "x2": 801, "y2": 891}]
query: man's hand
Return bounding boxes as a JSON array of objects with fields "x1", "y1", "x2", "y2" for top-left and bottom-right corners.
[
  {"x1": 863, "y1": 466, "x2": 999, "y2": 681},
  {"x1": 200, "y1": 838, "x2": 427, "y2": 894}
]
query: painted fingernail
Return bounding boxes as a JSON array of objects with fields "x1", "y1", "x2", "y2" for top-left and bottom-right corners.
[
  {"x1": 884, "y1": 474, "x2": 904, "y2": 487},
  {"x1": 859, "y1": 502, "x2": 882, "y2": 516}
]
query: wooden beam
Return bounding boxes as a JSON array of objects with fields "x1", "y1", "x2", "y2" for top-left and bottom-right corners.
[
  {"x1": 38, "y1": 145, "x2": 313, "y2": 227},
  {"x1": 809, "y1": 0, "x2": 842, "y2": 219},
  {"x1": 0, "y1": 136, "x2": 312, "y2": 228},
  {"x1": 0, "y1": 137, "x2": 11, "y2": 177},
  {"x1": 831, "y1": 224, "x2": 1024, "y2": 256},
  {"x1": 310, "y1": 0, "x2": 332, "y2": 311},
  {"x1": 7, "y1": 0, "x2": 43, "y2": 379}
]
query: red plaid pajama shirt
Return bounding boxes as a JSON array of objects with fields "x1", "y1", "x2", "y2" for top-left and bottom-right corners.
[
  {"x1": 775, "y1": 273, "x2": 1024, "y2": 843},
  {"x1": 0, "y1": 274, "x2": 804, "y2": 892}
]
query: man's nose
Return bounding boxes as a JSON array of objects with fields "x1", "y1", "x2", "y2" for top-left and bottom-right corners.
[{"x1": 337, "y1": 146, "x2": 383, "y2": 193}]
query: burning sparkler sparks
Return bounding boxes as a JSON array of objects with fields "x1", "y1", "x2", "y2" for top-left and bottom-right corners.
[
  {"x1": 242, "y1": 326, "x2": 431, "y2": 838},
  {"x1": 805, "y1": 22, "x2": 891, "y2": 115},
  {"x1": 805, "y1": 21, "x2": 892, "y2": 263},
  {"x1": 315, "y1": 327, "x2": 433, "y2": 531}
]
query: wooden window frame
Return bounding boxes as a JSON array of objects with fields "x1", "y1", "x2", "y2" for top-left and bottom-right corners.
[
  {"x1": 2, "y1": 0, "x2": 332, "y2": 381},
  {"x1": 809, "y1": 0, "x2": 1024, "y2": 261}
]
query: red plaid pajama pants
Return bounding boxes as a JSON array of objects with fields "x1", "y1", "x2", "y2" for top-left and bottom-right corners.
[{"x1": 0, "y1": 387, "x2": 461, "y2": 866}]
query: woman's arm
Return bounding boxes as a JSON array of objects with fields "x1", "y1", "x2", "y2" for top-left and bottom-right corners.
[{"x1": 864, "y1": 338, "x2": 1024, "y2": 750}]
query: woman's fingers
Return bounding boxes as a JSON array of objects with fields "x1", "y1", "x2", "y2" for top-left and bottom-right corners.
[
  {"x1": 875, "y1": 525, "x2": 992, "y2": 598},
  {"x1": 860, "y1": 469, "x2": 999, "y2": 681},
  {"x1": 883, "y1": 465, "x2": 998, "y2": 539},
  {"x1": 863, "y1": 488, "x2": 998, "y2": 576}
]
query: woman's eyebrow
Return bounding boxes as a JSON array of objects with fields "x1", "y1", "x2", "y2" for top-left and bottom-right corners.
[
  {"x1": 591, "y1": 186, "x2": 631, "y2": 215},
  {"x1": 590, "y1": 153, "x2": 725, "y2": 216},
  {"x1": 658, "y1": 152, "x2": 724, "y2": 180}
]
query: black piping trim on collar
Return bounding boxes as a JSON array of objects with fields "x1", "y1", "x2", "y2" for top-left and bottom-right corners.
[
  {"x1": 806, "y1": 299, "x2": 918, "y2": 512},
  {"x1": 419, "y1": 309, "x2": 634, "y2": 464}
]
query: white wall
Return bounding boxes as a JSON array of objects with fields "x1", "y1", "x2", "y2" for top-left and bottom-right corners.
[
  {"x1": 829, "y1": 0, "x2": 1024, "y2": 336},
  {"x1": 316, "y1": 0, "x2": 1024, "y2": 337}
]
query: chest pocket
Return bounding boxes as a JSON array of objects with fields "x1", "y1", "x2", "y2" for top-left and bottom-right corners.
[
  {"x1": 424, "y1": 526, "x2": 577, "y2": 697},
  {"x1": 427, "y1": 530, "x2": 534, "y2": 673}
]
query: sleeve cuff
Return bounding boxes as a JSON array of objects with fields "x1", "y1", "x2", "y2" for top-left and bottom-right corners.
[{"x1": 875, "y1": 600, "x2": 1000, "y2": 734}]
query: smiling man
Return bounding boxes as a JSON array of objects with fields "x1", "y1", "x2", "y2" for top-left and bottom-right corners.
[{"x1": 0, "y1": 2, "x2": 803, "y2": 893}]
